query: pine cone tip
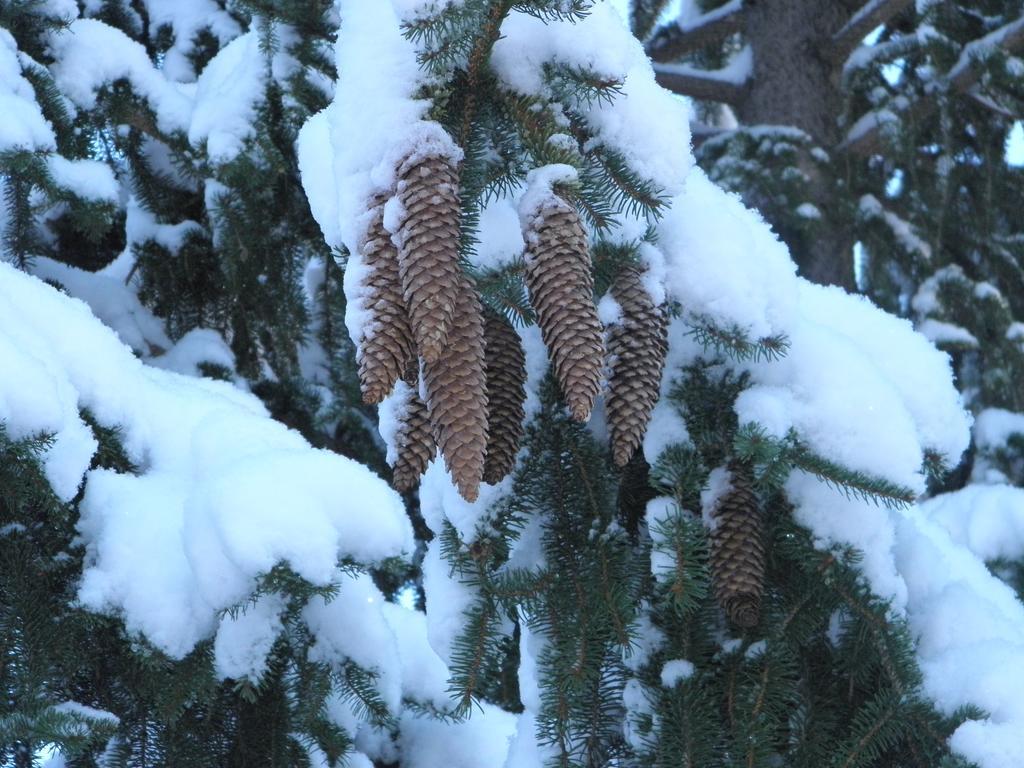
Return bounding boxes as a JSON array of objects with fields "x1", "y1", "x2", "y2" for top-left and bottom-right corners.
[{"x1": 726, "y1": 596, "x2": 760, "y2": 628}]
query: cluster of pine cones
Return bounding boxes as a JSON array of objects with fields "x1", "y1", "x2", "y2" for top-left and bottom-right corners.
[
  {"x1": 354, "y1": 151, "x2": 669, "y2": 502},
  {"x1": 357, "y1": 150, "x2": 764, "y2": 630}
]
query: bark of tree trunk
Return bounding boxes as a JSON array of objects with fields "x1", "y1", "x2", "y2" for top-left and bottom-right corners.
[{"x1": 735, "y1": 0, "x2": 862, "y2": 291}]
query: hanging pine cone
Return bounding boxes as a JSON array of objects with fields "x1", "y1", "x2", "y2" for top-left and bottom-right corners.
[
  {"x1": 522, "y1": 193, "x2": 603, "y2": 422},
  {"x1": 482, "y1": 310, "x2": 527, "y2": 485},
  {"x1": 356, "y1": 197, "x2": 416, "y2": 404},
  {"x1": 422, "y1": 278, "x2": 489, "y2": 502},
  {"x1": 396, "y1": 152, "x2": 463, "y2": 364},
  {"x1": 605, "y1": 266, "x2": 669, "y2": 467},
  {"x1": 709, "y1": 463, "x2": 764, "y2": 628},
  {"x1": 392, "y1": 365, "x2": 435, "y2": 493}
]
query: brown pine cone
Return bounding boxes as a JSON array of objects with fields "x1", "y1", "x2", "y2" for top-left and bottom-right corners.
[
  {"x1": 357, "y1": 197, "x2": 416, "y2": 404},
  {"x1": 392, "y1": 365, "x2": 435, "y2": 493},
  {"x1": 522, "y1": 194, "x2": 603, "y2": 422},
  {"x1": 396, "y1": 153, "x2": 463, "y2": 364},
  {"x1": 422, "y1": 278, "x2": 489, "y2": 502},
  {"x1": 483, "y1": 311, "x2": 527, "y2": 485},
  {"x1": 709, "y1": 463, "x2": 764, "y2": 628},
  {"x1": 605, "y1": 266, "x2": 669, "y2": 467}
]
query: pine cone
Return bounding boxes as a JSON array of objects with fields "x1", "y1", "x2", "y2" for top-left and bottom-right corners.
[
  {"x1": 483, "y1": 311, "x2": 527, "y2": 485},
  {"x1": 710, "y1": 463, "x2": 764, "y2": 628},
  {"x1": 605, "y1": 266, "x2": 669, "y2": 467},
  {"x1": 422, "y1": 278, "x2": 489, "y2": 502},
  {"x1": 392, "y1": 365, "x2": 435, "y2": 493},
  {"x1": 357, "y1": 198, "x2": 416, "y2": 404},
  {"x1": 523, "y1": 194, "x2": 603, "y2": 422},
  {"x1": 396, "y1": 153, "x2": 463, "y2": 364}
]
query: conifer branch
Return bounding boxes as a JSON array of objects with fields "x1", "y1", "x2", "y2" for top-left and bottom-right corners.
[
  {"x1": 789, "y1": 449, "x2": 917, "y2": 508},
  {"x1": 831, "y1": 0, "x2": 914, "y2": 66},
  {"x1": 689, "y1": 316, "x2": 790, "y2": 362},
  {"x1": 458, "y1": 0, "x2": 513, "y2": 146},
  {"x1": 842, "y1": 14, "x2": 1024, "y2": 156},
  {"x1": 645, "y1": 0, "x2": 745, "y2": 63},
  {"x1": 653, "y1": 64, "x2": 747, "y2": 105}
]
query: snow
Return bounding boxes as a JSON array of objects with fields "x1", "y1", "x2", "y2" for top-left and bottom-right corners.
[
  {"x1": 124, "y1": 197, "x2": 203, "y2": 255},
  {"x1": 0, "y1": 29, "x2": 57, "y2": 152},
  {"x1": 860, "y1": 194, "x2": 932, "y2": 259},
  {"x1": 922, "y1": 485, "x2": 1024, "y2": 563},
  {"x1": 917, "y1": 318, "x2": 978, "y2": 347},
  {"x1": 378, "y1": 379, "x2": 419, "y2": 467},
  {"x1": 517, "y1": 164, "x2": 580, "y2": 232},
  {"x1": 0, "y1": 263, "x2": 412, "y2": 658},
  {"x1": 895, "y1": 509, "x2": 1024, "y2": 768},
  {"x1": 420, "y1": 537, "x2": 478, "y2": 665},
  {"x1": 470, "y1": 195, "x2": 527, "y2": 272},
  {"x1": 274, "y1": 3, "x2": 1024, "y2": 766},
  {"x1": 844, "y1": 108, "x2": 898, "y2": 148},
  {"x1": 47, "y1": 19, "x2": 193, "y2": 134},
  {"x1": 189, "y1": 31, "x2": 264, "y2": 163},
  {"x1": 660, "y1": 658, "x2": 695, "y2": 687},
  {"x1": 51, "y1": 701, "x2": 120, "y2": 725},
  {"x1": 492, "y1": 1, "x2": 692, "y2": 194},
  {"x1": 305, "y1": 572, "x2": 403, "y2": 714},
  {"x1": 321, "y1": 0, "x2": 444, "y2": 254},
  {"x1": 656, "y1": 171, "x2": 799, "y2": 342},
  {"x1": 700, "y1": 466, "x2": 734, "y2": 531},
  {"x1": 149, "y1": 328, "x2": 235, "y2": 377},
  {"x1": 796, "y1": 202, "x2": 822, "y2": 219},
  {"x1": 504, "y1": 622, "x2": 561, "y2": 768},
  {"x1": 974, "y1": 408, "x2": 1024, "y2": 453},
  {"x1": 29, "y1": 257, "x2": 171, "y2": 356},
  {"x1": 646, "y1": 497, "x2": 681, "y2": 581},
  {"x1": 972, "y1": 408, "x2": 1024, "y2": 482},
  {"x1": 788, "y1": 474, "x2": 909, "y2": 610},
  {"x1": 297, "y1": 109, "x2": 342, "y2": 248},
  {"x1": 381, "y1": 602, "x2": 451, "y2": 712},
  {"x1": 45, "y1": 156, "x2": 119, "y2": 202},
  {"x1": 947, "y1": 15, "x2": 1024, "y2": 87},
  {"x1": 213, "y1": 592, "x2": 287, "y2": 682},
  {"x1": 138, "y1": 0, "x2": 241, "y2": 82},
  {"x1": 654, "y1": 44, "x2": 753, "y2": 86},
  {"x1": 398, "y1": 706, "x2": 516, "y2": 768},
  {"x1": 776, "y1": 281, "x2": 969, "y2": 484}
]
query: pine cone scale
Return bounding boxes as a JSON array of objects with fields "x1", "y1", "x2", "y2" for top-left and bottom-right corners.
[
  {"x1": 483, "y1": 311, "x2": 527, "y2": 485},
  {"x1": 710, "y1": 464, "x2": 765, "y2": 628},
  {"x1": 605, "y1": 266, "x2": 669, "y2": 467},
  {"x1": 357, "y1": 199, "x2": 416, "y2": 404},
  {"x1": 397, "y1": 154, "x2": 463, "y2": 364},
  {"x1": 523, "y1": 195, "x2": 604, "y2": 422},
  {"x1": 422, "y1": 278, "x2": 489, "y2": 502}
]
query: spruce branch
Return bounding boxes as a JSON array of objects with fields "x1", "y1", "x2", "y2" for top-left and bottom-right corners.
[
  {"x1": 630, "y1": 0, "x2": 673, "y2": 43},
  {"x1": 842, "y1": 14, "x2": 1024, "y2": 156},
  {"x1": 336, "y1": 662, "x2": 395, "y2": 727},
  {"x1": 789, "y1": 448, "x2": 917, "y2": 508},
  {"x1": 653, "y1": 63, "x2": 747, "y2": 104},
  {"x1": 688, "y1": 316, "x2": 790, "y2": 362},
  {"x1": 645, "y1": 0, "x2": 744, "y2": 63},
  {"x1": 545, "y1": 62, "x2": 625, "y2": 108},
  {"x1": 831, "y1": 0, "x2": 914, "y2": 66}
]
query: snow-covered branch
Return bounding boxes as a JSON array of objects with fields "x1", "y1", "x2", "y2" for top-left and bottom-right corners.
[
  {"x1": 653, "y1": 47, "x2": 751, "y2": 105},
  {"x1": 831, "y1": 0, "x2": 914, "y2": 65},
  {"x1": 946, "y1": 14, "x2": 1024, "y2": 92},
  {"x1": 645, "y1": 0, "x2": 744, "y2": 63},
  {"x1": 841, "y1": 14, "x2": 1024, "y2": 156}
]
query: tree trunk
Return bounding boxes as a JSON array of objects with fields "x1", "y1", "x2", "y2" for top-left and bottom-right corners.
[{"x1": 736, "y1": 0, "x2": 861, "y2": 290}]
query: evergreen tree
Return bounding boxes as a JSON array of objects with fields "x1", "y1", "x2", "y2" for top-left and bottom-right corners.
[
  {"x1": 1, "y1": 2, "x2": 1023, "y2": 768},
  {"x1": 631, "y1": 0, "x2": 1024, "y2": 596}
]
